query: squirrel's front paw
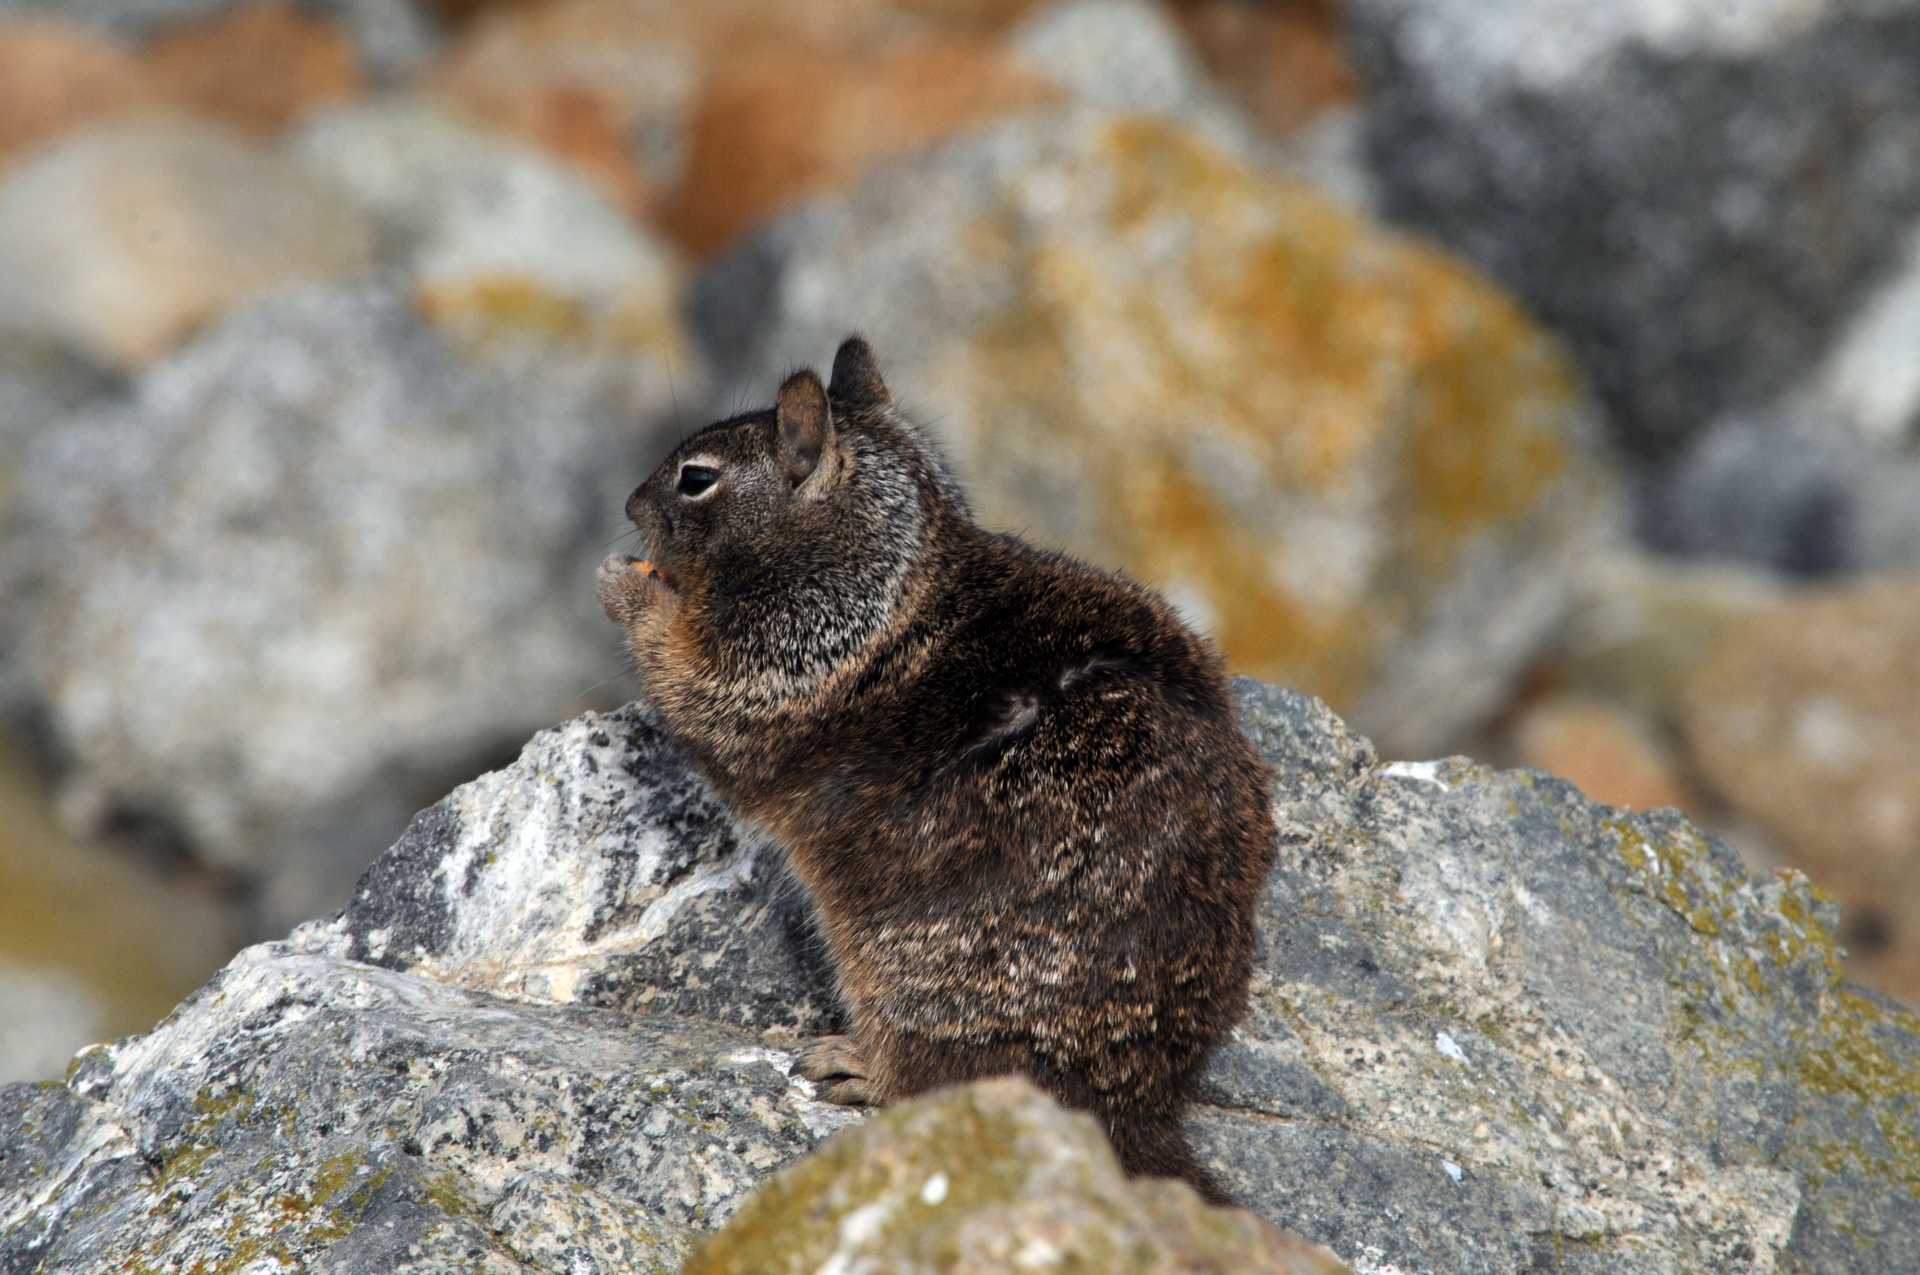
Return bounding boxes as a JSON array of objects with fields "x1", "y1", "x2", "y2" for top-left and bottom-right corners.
[{"x1": 596, "y1": 554, "x2": 673, "y2": 627}]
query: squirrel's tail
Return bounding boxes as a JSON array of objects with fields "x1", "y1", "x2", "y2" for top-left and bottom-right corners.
[{"x1": 1106, "y1": 1110, "x2": 1232, "y2": 1207}]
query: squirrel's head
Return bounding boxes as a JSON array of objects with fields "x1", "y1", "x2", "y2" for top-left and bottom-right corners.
[{"x1": 598, "y1": 336, "x2": 963, "y2": 705}]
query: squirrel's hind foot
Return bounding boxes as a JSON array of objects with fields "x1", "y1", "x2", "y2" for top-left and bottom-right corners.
[
  {"x1": 820, "y1": 1077, "x2": 878, "y2": 1106},
  {"x1": 795, "y1": 1035, "x2": 876, "y2": 1105},
  {"x1": 794, "y1": 1034, "x2": 868, "y2": 1080}
]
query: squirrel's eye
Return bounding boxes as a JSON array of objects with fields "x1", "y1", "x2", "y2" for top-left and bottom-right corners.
[{"x1": 677, "y1": 464, "x2": 720, "y2": 498}]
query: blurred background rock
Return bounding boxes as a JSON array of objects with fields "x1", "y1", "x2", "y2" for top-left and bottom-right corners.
[{"x1": 0, "y1": 0, "x2": 1917, "y2": 1081}]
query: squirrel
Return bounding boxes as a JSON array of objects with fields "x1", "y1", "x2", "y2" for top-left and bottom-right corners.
[{"x1": 596, "y1": 337, "x2": 1276, "y2": 1201}]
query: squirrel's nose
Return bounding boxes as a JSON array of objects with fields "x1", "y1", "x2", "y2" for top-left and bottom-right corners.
[{"x1": 624, "y1": 485, "x2": 647, "y2": 524}]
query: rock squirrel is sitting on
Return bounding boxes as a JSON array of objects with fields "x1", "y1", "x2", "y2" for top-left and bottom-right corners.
[{"x1": 597, "y1": 337, "x2": 1276, "y2": 1200}]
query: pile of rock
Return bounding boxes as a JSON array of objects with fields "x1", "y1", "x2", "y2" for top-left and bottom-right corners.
[
  {"x1": 5, "y1": 680, "x2": 1917, "y2": 1273},
  {"x1": 0, "y1": 0, "x2": 1613, "y2": 1008},
  {"x1": 1339, "y1": 0, "x2": 1920, "y2": 1008},
  {"x1": 4, "y1": 0, "x2": 1920, "y2": 1116}
]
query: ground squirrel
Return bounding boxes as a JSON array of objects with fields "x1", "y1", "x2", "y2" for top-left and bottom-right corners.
[{"x1": 597, "y1": 337, "x2": 1276, "y2": 1200}]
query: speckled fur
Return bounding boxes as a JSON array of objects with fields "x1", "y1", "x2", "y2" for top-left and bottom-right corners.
[{"x1": 597, "y1": 338, "x2": 1275, "y2": 1200}]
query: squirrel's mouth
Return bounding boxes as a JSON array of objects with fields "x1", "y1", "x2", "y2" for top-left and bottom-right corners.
[{"x1": 629, "y1": 559, "x2": 680, "y2": 593}]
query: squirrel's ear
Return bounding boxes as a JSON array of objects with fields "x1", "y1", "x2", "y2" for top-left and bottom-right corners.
[
  {"x1": 776, "y1": 369, "x2": 833, "y2": 482},
  {"x1": 829, "y1": 336, "x2": 892, "y2": 407}
]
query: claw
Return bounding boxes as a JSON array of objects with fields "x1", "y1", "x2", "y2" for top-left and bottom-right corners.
[
  {"x1": 794, "y1": 1035, "x2": 869, "y2": 1084},
  {"x1": 821, "y1": 1077, "x2": 876, "y2": 1107}
]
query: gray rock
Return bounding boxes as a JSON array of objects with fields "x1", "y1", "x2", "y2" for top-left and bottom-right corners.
[
  {"x1": 1803, "y1": 221, "x2": 1920, "y2": 449},
  {"x1": 290, "y1": 701, "x2": 845, "y2": 1036},
  {"x1": 1014, "y1": 0, "x2": 1210, "y2": 119},
  {"x1": 4, "y1": 679, "x2": 1918, "y2": 1273},
  {"x1": 1011, "y1": 0, "x2": 1258, "y2": 157},
  {"x1": 1009, "y1": 0, "x2": 1374, "y2": 209},
  {"x1": 1639, "y1": 408, "x2": 1920, "y2": 574},
  {"x1": 5, "y1": 283, "x2": 683, "y2": 930},
  {"x1": 293, "y1": 99, "x2": 684, "y2": 343},
  {"x1": 0, "y1": 337, "x2": 119, "y2": 544},
  {"x1": 1208, "y1": 680, "x2": 1920, "y2": 1274},
  {"x1": 0, "y1": 946, "x2": 859, "y2": 1274},
  {"x1": 0, "y1": 339, "x2": 117, "y2": 459},
  {"x1": 1349, "y1": 0, "x2": 1920, "y2": 461}
]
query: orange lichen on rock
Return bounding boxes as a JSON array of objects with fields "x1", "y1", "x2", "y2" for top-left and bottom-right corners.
[{"x1": 946, "y1": 116, "x2": 1595, "y2": 712}]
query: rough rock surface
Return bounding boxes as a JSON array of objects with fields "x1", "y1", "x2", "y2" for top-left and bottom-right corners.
[
  {"x1": 1682, "y1": 575, "x2": 1920, "y2": 1004},
  {"x1": 685, "y1": 1076, "x2": 1351, "y2": 1275},
  {"x1": 1349, "y1": 0, "x2": 1920, "y2": 460},
  {"x1": 290, "y1": 702, "x2": 845, "y2": 1036},
  {"x1": 695, "y1": 108, "x2": 1609, "y2": 755},
  {"x1": 7, "y1": 679, "x2": 1918, "y2": 1273},
  {"x1": 0, "y1": 113, "x2": 375, "y2": 367},
  {"x1": 1206, "y1": 682, "x2": 1920, "y2": 1275},
  {"x1": 4, "y1": 283, "x2": 682, "y2": 930},
  {"x1": 0, "y1": 947, "x2": 860, "y2": 1274}
]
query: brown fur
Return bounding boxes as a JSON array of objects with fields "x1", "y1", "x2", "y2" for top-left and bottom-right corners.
[{"x1": 597, "y1": 337, "x2": 1276, "y2": 1201}]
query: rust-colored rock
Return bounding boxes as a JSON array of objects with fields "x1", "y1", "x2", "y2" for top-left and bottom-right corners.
[
  {"x1": 0, "y1": 20, "x2": 151, "y2": 176},
  {"x1": 429, "y1": 0, "x2": 1053, "y2": 250},
  {"x1": 140, "y1": 2, "x2": 363, "y2": 134},
  {"x1": 1172, "y1": 0, "x2": 1358, "y2": 139},
  {"x1": 1513, "y1": 693, "x2": 1689, "y2": 814},
  {"x1": 423, "y1": 0, "x2": 694, "y2": 218},
  {"x1": 1683, "y1": 575, "x2": 1920, "y2": 1004},
  {"x1": 665, "y1": 33, "x2": 1053, "y2": 257},
  {"x1": 425, "y1": 0, "x2": 877, "y2": 221}
]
